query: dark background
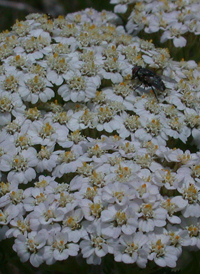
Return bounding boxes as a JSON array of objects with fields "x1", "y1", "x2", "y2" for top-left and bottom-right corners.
[
  {"x1": 0, "y1": 1, "x2": 199, "y2": 274},
  {"x1": 0, "y1": 0, "x2": 113, "y2": 32}
]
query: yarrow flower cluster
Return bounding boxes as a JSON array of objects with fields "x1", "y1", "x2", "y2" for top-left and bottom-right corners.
[
  {"x1": 111, "y1": 0, "x2": 200, "y2": 49},
  {"x1": 0, "y1": 8, "x2": 200, "y2": 271}
]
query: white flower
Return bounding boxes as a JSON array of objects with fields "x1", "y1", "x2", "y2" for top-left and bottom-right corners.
[
  {"x1": 103, "y1": 86, "x2": 135, "y2": 112},
  {"x1": 161, "y1": 196, "x2": 187, "y2": 224},
  {"x1": 52, "y1": 150, "x2": 85, "y2": 178},
  {"x1": 110, "y1": 0, "x2": 134, "y2": 14},
  {"x1": 178, "y1": 181, "x2": 200, "y2": 218},
  {"x1": 180, "y1": 217, "x2": 200, "y2": 249},
  {"x1": 14, "y1": 30, "x2": 51, "y2": 61},
  {"x1": 62, "y1": 208, "x2": 87, "y2": 242},
  {"x1": 101, "y1": 204, "x2": 138, "y2": 238},
  {"x1": 99, "y1": 63, "x2": 123, "y2": 84},
  {"x1": 114, "y1": 232, "x2": 149, "y2": 268},
  {"x1": 81, "y1": 196, "x2": 104, "y2": 221},
  {"x1": 58, "y1": 74, "x2": 98, "y2": 102},
  {"x1": 18, "y1": 74, "x2": 54, "y2": 104},
  {"x1": 152, "y1": 169, "x2": 183, "y2": 190},
  {"x1": 160, "y1": 23, "x2": 188, "y2": 47},
  {"x1": 46, "y1": 53, "x2": 82, "y2": 86},
  {"x1": 131, "y1": 201, "x2": 167, "y2": 232},
  {"x1": 165, "y1": 224, "x2": 191, "y2": 255},
  {"x1": 6, "y1": 214, "x2": 32, "y2": 238},
  {"x1": 0, "y1": 204, "x2": 20, "y2": 225},
  {"x1": 30, "y1": 201, "x2": 64, "y2": 228},
  {"x1": 134, "y1": 114, "x2": 168, "y2": 146},
  {"x1": 163, "y1": 149, "x2": 198, "y2": 166},
  {"x1": 165, "y1": 115, "x2": 191, "y2": 143},
  {"x1": 23, "y1": 187, "x2": 55, "y2": 212},
  {"x1": 133, "y1": 179, "x2": 159, "y2": 201},
  {"x1": 96, "y1": 111, "x2": 123, "y2": 133},
  {"x1": 67, "y1": 108, "x2": 95, "y2": 131},
  {"x1": 102, "y1": 181, "x2": 135, "y2": 206},
  {"x1": 13, "y1": 230, "x2": 47, "y2": 267},
  {"x1": 43, "y1": 231, "x2": 79, "y2": 265},
  {"x1": 148, "y1": 233, "x2": 178, "y2": 268},
  {"x1": 0, "y1": 92, "x2": 25, "y2": 126},
  {"x1": 27, "y1": 120, "x2": 61, "y2": 147},
  {"x1": 35, "y1": 146, "x2": 58, "y2": 172},
  {"x1": 55, "y1": 191, "x2": 79, "y2": 214},
  {"x1": 80, "y1": 221, "x2": 114, "y2": 265},
  {"x1": 184, "y1": 108, "x2": 200, "y2": 148},
  {"x1": 0, "y1": 147, "x2": 38, "y2": 185}
]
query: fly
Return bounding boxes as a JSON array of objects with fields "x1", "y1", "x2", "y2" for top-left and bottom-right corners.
[{"x1": 132, "y1": 66, "x2": 176, "y2": 101}]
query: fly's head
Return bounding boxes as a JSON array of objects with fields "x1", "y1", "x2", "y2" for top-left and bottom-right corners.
[{"x1": 132, "y1": 66, "x2": 142, "y2": 79}]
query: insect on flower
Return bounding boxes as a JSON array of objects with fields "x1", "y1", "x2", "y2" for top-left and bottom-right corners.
[{"x1": 132, "y1": 66, "x2": 176, "y2": 101}]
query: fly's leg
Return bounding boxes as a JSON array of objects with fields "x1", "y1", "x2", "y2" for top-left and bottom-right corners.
[
  {"x1": 133, "y1": 83, "x2": 142, "y2": 91},
  {"x1": 150, "y1": 86, "x2": 159, "y2": 101},
  {"x1": 134, "y1": 84, "x2": 159, "y2": 101}
]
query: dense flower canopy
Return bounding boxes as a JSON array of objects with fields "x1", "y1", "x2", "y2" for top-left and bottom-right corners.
[
  {"x1": 111, "y1": 0, "x2": 200, "y2": 48},
  {"x1": 0, "y1": 8, "x2": 200, "y2": 271}
]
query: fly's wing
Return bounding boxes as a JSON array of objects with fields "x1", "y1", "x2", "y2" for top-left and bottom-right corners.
[
  {"x1": 144, "y1": 75, "x2": 166, "y2": 91},
  {"x1": 160, "y1": 75, "x2": 177, "y2": 84},
  {"x1": 140, "y1": 69, "x2": 177, "y2": 84}
]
